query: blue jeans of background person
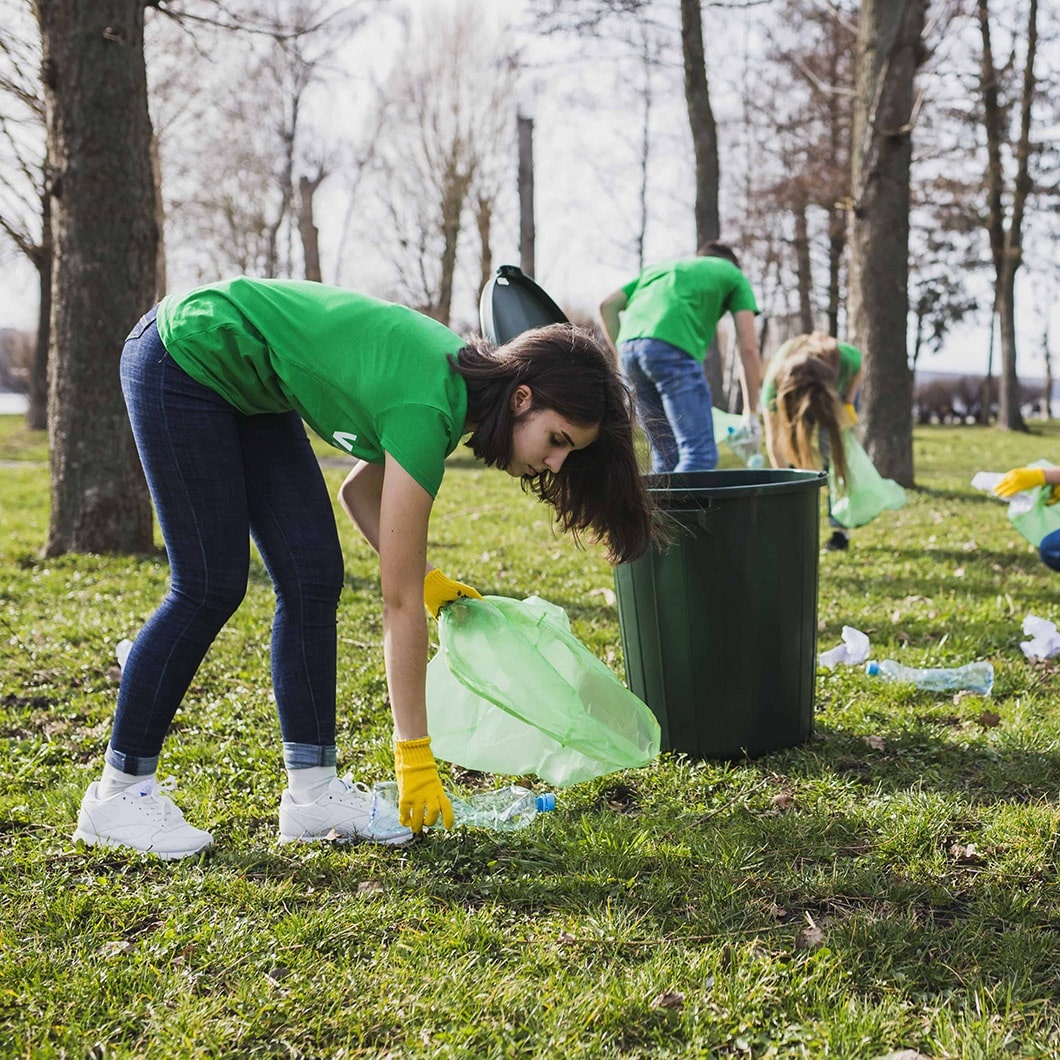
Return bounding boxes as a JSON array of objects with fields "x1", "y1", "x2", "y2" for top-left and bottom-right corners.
[
  {"x1": 109, "y1": 307, "x2": 345, "y2": 776},
  {"x1": 1040, "y1": 529, "x2": 1060, "y2": 571},
  {"x1": 619, "y1": 338, "x2": 718, "y2": 473}
]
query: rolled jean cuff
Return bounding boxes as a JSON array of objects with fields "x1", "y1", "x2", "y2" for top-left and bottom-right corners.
[
  {"x1": 283, "y1": 742, "x2": 337, "y2": 769},
  {"x1": 104, "y1": 744, "x2": 159, "y2": 777}
]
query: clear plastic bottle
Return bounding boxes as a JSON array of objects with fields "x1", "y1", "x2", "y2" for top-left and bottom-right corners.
[
  {"x1": 725, "y1": 425, "x2": 765, "y2": 468},
  {"x1": 369, "y1": 782, "x2": 555, "y2": 834},
  {"x1": 865, "y1": 659, "x2": 994, "y2": 695}
]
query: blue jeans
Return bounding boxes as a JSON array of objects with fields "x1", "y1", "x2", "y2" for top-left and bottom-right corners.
[
  {"x1": 619, "y1": 338, "x2": 717, "y2": 473},
  {"x1": 108, "y1": 308, "x2": 345, "y2": 776},
  {"x1": 1040, "y1": 529, "x2": 1060, "y2": 572}
]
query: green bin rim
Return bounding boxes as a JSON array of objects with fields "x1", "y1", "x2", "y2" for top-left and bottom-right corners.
[{"x1": 643, "y1": 468, "x2": 826, "y2": 507}]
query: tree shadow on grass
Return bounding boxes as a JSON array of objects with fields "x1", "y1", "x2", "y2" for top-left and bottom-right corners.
[{"x1": 766, "y1": 721, "x2": 1060, "y2": 804}]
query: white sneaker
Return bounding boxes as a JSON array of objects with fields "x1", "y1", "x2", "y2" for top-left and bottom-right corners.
[
  {"x1": 278, "y1": 775, "x2": 413, "y2": 847},
  {"x1": 73, "y1": 777, "x2": 213, "y2": 860}
]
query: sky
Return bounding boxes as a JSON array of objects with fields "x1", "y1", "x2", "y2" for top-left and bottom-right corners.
[{"x1": 1, "y1": 0, "x2": 1056, "y2": 382}]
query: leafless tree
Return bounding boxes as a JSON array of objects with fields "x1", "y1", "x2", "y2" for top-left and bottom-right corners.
[
  {"x1": 151, "y1": 0, "x2": 370, "y2": 286},
  {"x1": 0, "y1": 0, "x2": 49, "y2": 429},
  {"x1": 848, "y1": 0, "x2": 928, "y2": 487},
  {"x1": 37, "y1": 0, "x2": 158, "y2": 554},
  {"x1": 370, "y1": 3, "x2": 518, "y2": 324},
  {"x1": 977, "y1": 0, "x2": 1041, "y2": 431}
]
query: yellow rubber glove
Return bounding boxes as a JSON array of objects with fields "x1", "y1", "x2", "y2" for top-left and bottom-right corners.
[
  {"x1": 843, "y1": 403, "x2": 858, "y2": 425},
  {"x1": 394, "y1": 737, "x2": 454, "y2": 832},
  {"x1": 993, "y1": 467, "x2": 1046, "y2": 499},
  {"x1": 424, "y1": 568, "x2": 483, "y2": 620}
]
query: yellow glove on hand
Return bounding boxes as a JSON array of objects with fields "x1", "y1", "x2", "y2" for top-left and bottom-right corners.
[
  {"x1": 394, "y1": 737, "x2": 453, "y2": 832},
  {"x1": 843, "y1": 403, "x2": 858, "y2": 425},
  {"x1": 424, "y1": 569, "x2": 482, "y2": 620},
  {"x1": 993, "y1": 467, "x2": 1046, "y2": 500}
]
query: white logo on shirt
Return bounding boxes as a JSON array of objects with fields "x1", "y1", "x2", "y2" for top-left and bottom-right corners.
[{"x1": 333, "y1": 431, "x2": 359, "y2": 452}]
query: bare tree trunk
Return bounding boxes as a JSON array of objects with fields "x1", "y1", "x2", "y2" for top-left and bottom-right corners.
[
  {"x1": 517, "y1": 113, "x2": 535, "y2": 278},
  {"x1": 978, "y1": 0, "x2": 1038, "y2": 431},
  {"x1": 151, "y1": 130, "x2": 167, "y2": 299},
  {"x1": 26, "y1": 187, "x2": 51, "y2": 432},
  {"x1": 298, "y1": 172, "x2": 324, "y2": 283},
  {"x1": 827, "y1": 207, "x2": 844, "y2": 337},
  {"x1": 848, "y1": 0, "x2": 925, "y2": 487},
  {"x1": 38, "y1": 0, "x2": 156, "y2": 555},
  {"x1": 1043, "y1": 325, "x2": 1053, "y2": 421},
  {"x1": 679, "y1": 0, "x2": 719, "y2": 247},
  {"x1": 475, "y1": 193, "x2": 492, "y2": 296},
  {"x1": 979, "y1": 312, "x2": 996, "y2": 424},
  {"x1": 793, "y1": 197, "x2": 813, "y2": 333},
  {"x1": 435, "y1": 169, "x2": 471, "y2": 326}
]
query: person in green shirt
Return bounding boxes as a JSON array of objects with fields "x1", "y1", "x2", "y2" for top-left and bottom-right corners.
[
  {"x1": 598, "y1": 241, "x2": 762, "y2": 472},
  {"x1": 760, "y1": 331, "x2": 863, "y2": 551},
  {"x1": 73, "y1": 277, "x2": 653, "y2": 859}
]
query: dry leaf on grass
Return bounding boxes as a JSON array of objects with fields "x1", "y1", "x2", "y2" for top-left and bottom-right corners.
[
  {"x1": 650, "y1": 990, "x2": 685, "y2": 1010},
  {"x1": 794, "y1": 924, "x2": 826, "y2": 951},
  {"x1": 863, "y1": 735, "x2": 886, "y2": 751},
  {"x1": 99, "y1": 939, "x2": 136, "y2": 958}
]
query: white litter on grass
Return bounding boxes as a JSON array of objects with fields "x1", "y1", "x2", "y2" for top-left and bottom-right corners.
[
  {"x1": 116, "y1": 639, "x2": 133, "y2": 671},
  {"x1": 1020, "y1": 615, "x2": 1060, "y2": 660},
  {"x1": 971, "y1": 471, "x2": 1035, "y2": 515},
  {"x1": 819, "y1": 626, "x2": 870, "y2": 668}
]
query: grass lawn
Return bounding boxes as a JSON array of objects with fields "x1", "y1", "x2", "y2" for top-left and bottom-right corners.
[{"x1": 3, "y1": 413, "x2": 1060, "y2": 1058}]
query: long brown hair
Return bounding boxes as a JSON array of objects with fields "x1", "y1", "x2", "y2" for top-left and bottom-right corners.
[
  {"x1": 452, "y1": 324, "x2": 654, "y2": 564},
  {"x1": 771, "y1": 333, "x2": 850, "y2": 487}
]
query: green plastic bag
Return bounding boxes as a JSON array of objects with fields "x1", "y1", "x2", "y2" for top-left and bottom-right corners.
[
  {"x1": 828, "y1": 429, "x2": 907, "y2": 528},
  {"x1": 425, "y1": 595, "x2": 660, "y2": 787},
  {"x1": 1007, "y1": 460, "x2": 1060, "y2": 547}
]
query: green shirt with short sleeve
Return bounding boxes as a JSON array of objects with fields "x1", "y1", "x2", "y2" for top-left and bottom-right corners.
[
  {"x1": 615, "y1": 257, "x2": 759, "y2": 363},
  {"x1": 760, "y1": 342, "x2": 862, "y2": 412},
  {"x1": 156, "y1": 277, "x2": 468, "y2": 498}
]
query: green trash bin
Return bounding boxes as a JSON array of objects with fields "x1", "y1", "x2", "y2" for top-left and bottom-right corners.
[{"x1": 614, "y1": 468, "x2": 826, "y2": 759}]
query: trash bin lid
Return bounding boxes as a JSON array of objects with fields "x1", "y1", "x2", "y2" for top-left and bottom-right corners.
[
  {"x1": 479, "y1": 264, "x2": 569, "y2": 344},
  {"x1": 645, "y1": 468, "x2": 826, "y2": 509}
]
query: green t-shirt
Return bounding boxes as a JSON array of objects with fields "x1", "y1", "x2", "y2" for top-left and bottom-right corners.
[
  {"x1": 760, "y1": 342, "x2": 862, "y2": 412},
  {"x1": 156, "y1": 277, "x2": 468, "y2": 498},
  {"x1": 615, "y1": 257, "x2": 759, "y2": 362}
]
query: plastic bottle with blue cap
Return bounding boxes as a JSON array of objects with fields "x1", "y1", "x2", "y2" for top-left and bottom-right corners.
[
  {"x1": 865, "y1": 659, "x2": 994, "y2": 695},
  {"x1": 725, "y1": 424, "x2": 765, "y2": 468},
  {"x1": 370, "y1": 782, "x2": 555, "y2": 834}
]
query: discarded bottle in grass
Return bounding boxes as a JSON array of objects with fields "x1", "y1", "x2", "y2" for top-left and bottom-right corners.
[
  {"x1": 725, "y1": 425, "x2": 765, "y2": 468},
  {"x1": 370, "y1": 782, "x2": 555, "y2": 834},
  {"x1": 865, "y1": 659, "x2": 994, "y2": 695}
]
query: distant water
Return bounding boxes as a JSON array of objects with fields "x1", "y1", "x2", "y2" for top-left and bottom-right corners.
[{"x1": 0, "y1": 392, "x2": 28, "y2": 414}]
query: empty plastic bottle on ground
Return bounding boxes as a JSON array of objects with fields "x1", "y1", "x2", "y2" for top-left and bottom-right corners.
[
  {"x1": 369, "y1": 782, "x2": 555, "y2": 834},
  {"x1": 865, "y1": 659, "x2": 994, "y2": 695},
  {"x1": 725, "y1": 425, "x2": 765, "y2": 468}
]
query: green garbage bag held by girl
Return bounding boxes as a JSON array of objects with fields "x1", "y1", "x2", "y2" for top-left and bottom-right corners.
[
  {"x1": 426, "y1": 595, "x2": 661, "y2": 787},
  {"x1": 828, "y1": 430, "x2": 907, "y2": 529}
]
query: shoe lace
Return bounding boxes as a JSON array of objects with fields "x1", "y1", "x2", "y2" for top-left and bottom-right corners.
[
  {"x1": 132, "y1": 776, "x2": 181, "y2": 821},
  {"x1": 339, "y1": 775, "x2": 371, "y2": 796}
]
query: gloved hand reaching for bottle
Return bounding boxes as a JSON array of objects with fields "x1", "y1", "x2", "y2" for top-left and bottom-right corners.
[
  {"x1": 423, "y1": 568, "x2": 483, "y2": 619},
  {"x1": 993, "y1": 466, "x2": 1060, "y2": 504},
  {"x1": 394, "y1": 737, "x2": 454, "y2": 832},
  {"x1": 741, "y1": 412, "x2": 762, "y2": 449}
]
